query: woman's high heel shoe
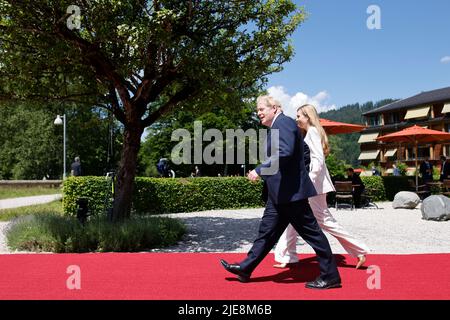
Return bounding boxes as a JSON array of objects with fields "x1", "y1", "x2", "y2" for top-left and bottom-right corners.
[{"x1": 356, "y1": 255, "x2": 366, "y2": 269}]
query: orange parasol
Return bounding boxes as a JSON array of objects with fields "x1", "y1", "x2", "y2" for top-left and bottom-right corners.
[
  {"x1": 377, "y1": 125, "x2": 450, "y2": 190},
  {"x1": 319, "y1": 118, "x2": 366, "y2": 135}
]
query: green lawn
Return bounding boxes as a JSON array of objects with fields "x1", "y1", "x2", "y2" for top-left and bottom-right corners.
[
  {"x1": 0, "y1": 200, "x2": 63, "y2": 221},
  {"x1": 0, "y1": 187, "x2": 62, "y2": 200}
]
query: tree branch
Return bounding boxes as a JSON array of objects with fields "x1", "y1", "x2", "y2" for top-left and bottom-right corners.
[
  {"x1": 142, "y1": 84, "x2": 197, "y2": 127},
  {"x1": 53, "y1": 23, "x2": 133, "y2": 109}
]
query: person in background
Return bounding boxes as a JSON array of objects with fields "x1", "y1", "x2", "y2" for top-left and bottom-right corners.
[
  {"x1": 393, "y1": 164, "x2": 401, "y2": 176},
  {"x1": 419, "y1": 158, "x2": 433, "y2": 183},
  {"x1": 346, "y1": 168, "x2": 365, "y2": 208},
  {"x1": 439, "y1": 155, "x2": 450, "y2": 182},
  {"x1": 70, "y1": 156, "x2": 82, "y2": 176},
  {"x1": 371, "y1": 166, "x2": 381, "y2": 176}
]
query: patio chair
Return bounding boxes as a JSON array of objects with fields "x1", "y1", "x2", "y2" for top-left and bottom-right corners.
[
  {"x1": 360, "y1": 187, "x2": 379, "y2": 209},
  {"x1": 408, "y1": 179, "x2": 430, "y2": 200},
  {"x1": 334, "y1": 181, "x2": 354, "y2": 210}
]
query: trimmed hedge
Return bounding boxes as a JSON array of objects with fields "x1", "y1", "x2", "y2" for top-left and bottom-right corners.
[
  {"x1": 381, "y1": 176, "x2": 416, "y2": 201},
  {"x1": 361, "y1": 176, "x2": 425, "y2": 201},
  {"x1": 63, "y1": 175, "x2": 425, "y2": 216},
  {"x1": 63, "y1": 176, "x2": 111, "y2": 217},
  {"x1": 63, "y1": 176, "x2": 264, "y2": 216}
]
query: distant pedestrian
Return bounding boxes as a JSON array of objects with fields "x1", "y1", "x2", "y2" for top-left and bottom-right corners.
[
  {"x1": 419, "y1": 158, "x2": 433, "y2": 183},
  {"x1": 371, "y1": 166, "x2": 381, "y2": 176},
  {"x1": 439, "y1": 155, "x2": 450, "y2": 181},
  {"x1": 71, "y1": 157, "x2": 82, "y2": 176},
  {"x1": 195, "y1": 166, "x2": 202, "y2": 177},
  {"x1": 393, "y1": 164, "x2": 401, "y2": 176}
]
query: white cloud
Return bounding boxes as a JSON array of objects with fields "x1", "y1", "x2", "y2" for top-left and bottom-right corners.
[
  {"x1": 267, "y1": 86, "x2": 337, "y2": 119},
  {"x1": 440, "y1": 56, "x2": 450, "y2": 64}
]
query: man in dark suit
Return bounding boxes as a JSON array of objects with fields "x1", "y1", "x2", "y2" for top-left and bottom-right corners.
[
  {"x1": 346, "y1": 168, "x2": 365, "y2": 208},
  {"x1": 220, "y1": 96, "x2": 341, "y2": 289},
  {"x1": 419, "y1": 158, "x2": 433, "y2": 183},
  {"x1": 439, "y1": 155, "x2": 450, "y2": 182}
]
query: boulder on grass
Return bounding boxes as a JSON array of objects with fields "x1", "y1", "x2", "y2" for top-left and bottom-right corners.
[
  {"x1": 421, "y1": 195, "x2": 450, "y2": 221},
  {"x1": 392, "y1": 191, "x2": 420, "y2": 209}
]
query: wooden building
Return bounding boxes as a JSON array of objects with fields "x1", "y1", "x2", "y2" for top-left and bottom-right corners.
[{"x1": 359, "y1": 86, "x2": 450, "y2": 171}]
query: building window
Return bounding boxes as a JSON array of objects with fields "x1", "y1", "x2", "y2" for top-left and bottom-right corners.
[
  {"x1": 368, "y1": 115, "x2": 380, "y2": 126},
  {"x1": 407, "y1": 146, "x2": 430, "y2": 160},
  {"x1": 386, "y1": 113, "x2": 400, "y2": 124},
  {"x1": 444, "y1": 145, "x2": 450, "y2": 156}
]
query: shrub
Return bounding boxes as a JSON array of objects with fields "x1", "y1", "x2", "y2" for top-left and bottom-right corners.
[
  {"x1": 63, "y1": 176, "x2": 264, "y2": 216},
  {"x1": 360, "y1": 176, "x2": 386, "y2": 201},
  {"x1": 6, "y1": 214, "x2": 186, "y2": 253},
  {"x1": 63, "y1": 176, "x2": 111, "y2": 218},
  {"x1": 396, "y1": 162, "x2": 408, "y2": 176}
]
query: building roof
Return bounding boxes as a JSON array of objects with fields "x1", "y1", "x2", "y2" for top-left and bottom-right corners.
[
  {"x1": 360, "y1": 116, "x2": 450, "y2": 133},
  {"x1": 363, "y1": 86, "x2": 450, "y2": 116}
]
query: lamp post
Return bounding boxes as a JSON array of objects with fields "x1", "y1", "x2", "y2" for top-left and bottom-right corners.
[{"x1": 54, "y1": 114, "x2": 67, "y2": 179}]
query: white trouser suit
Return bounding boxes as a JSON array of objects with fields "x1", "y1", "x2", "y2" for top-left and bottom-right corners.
[{"x1": 274, "y1": 127, "x2": 370, "y2": 263}]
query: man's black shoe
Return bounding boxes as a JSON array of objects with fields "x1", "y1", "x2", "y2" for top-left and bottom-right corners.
[
  {"x1": 305, "y1": 277, "x2": 342, "y2": 290},
  {"x1": 220, "y1": 259, "x2": 251, "y2": 283}
]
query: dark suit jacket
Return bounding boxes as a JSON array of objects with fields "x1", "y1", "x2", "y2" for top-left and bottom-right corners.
[
  {"x1": 347, "y1": 174, "x2": 365, "y2": 193},
  {"x1": 419, "y1": 161, "x2": 433, "y2": 180},
  {"x1": 256, "y1": 113, "x2": 317, "y2": 204},
  {"x1": 262, "y1": 141, "x2": 310, "y2": 203},
  {"x1": 440, "y1": 161, "x2": 450, "y2": 181}
]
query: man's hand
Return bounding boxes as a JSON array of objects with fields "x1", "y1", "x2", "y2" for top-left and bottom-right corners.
[{"x1": 247, "y1": 169, "x2": 260, "y2": 182}]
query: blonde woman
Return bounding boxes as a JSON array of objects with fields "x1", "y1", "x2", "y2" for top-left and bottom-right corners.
[{"x1": 273, "y1": 104, "x2": 370, "y2": 269}]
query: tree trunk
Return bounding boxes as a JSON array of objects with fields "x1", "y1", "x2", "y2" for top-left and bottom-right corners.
[{"x1": 112, "y1": 125, "x2": 143, "y2": 221}]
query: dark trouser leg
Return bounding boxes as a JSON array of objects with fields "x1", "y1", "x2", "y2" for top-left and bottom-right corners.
[
  {"x1": 239, "y1": 200, "x2": 290, "y2": 274},
  {"x1": 283, "y1": 200, "x2": 340, "y2": 281},
  {"x1": 353, "y1": 190, "x2": 362, "y2": 207}
]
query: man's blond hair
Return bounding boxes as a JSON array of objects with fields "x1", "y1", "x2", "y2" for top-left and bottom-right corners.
[{"x1": 256, "y1": 95, "x2": 282, "y2": 110}]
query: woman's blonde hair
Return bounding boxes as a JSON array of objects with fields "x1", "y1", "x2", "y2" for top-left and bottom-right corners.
[{"x1": 297, "y1": 104, "x2": 330, "y2": 156}]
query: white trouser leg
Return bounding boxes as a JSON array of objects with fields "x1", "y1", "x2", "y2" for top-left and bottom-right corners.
[
  {"x1": 274, "y1": 224, "x2": 299, "y2": 263},
  {"x1": 309, "y1": 193, "x2": 370, "y2": 257}
]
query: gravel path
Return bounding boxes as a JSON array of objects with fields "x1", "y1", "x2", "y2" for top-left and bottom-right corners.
[
  {"x1": 0, "y1": 194, "x2": 62, "y2": 210},
  {"x1": 151, "y1": 202, "x2": 450, "y2": 254},
  {"x1": 1, "y1": 201, "x2": 449, "y2": 254}
]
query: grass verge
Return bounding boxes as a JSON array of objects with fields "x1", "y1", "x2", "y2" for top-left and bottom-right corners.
[
  {"x1": 6, "y1": 214, "x2": 186, "y2": 253},
  {"x1": 0, "y1": 187, "x2": 61, "y2": 200},
  {"x1": 0, "y1": 200, "x2": 63, "y2": 222}
]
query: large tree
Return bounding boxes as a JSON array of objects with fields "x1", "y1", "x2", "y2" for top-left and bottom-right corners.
[{"x1": 0, "y1": 0, "x2": 305, "y2": 220}]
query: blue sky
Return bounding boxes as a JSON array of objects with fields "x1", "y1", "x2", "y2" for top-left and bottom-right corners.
[{"x1": 266, "y1": 0, "x2": 450, "y2": 115}]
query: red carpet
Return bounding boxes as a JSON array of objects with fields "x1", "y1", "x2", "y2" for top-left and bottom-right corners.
[{"x1": 0, "y1": 253, "x2": 448, "y2": 300}]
